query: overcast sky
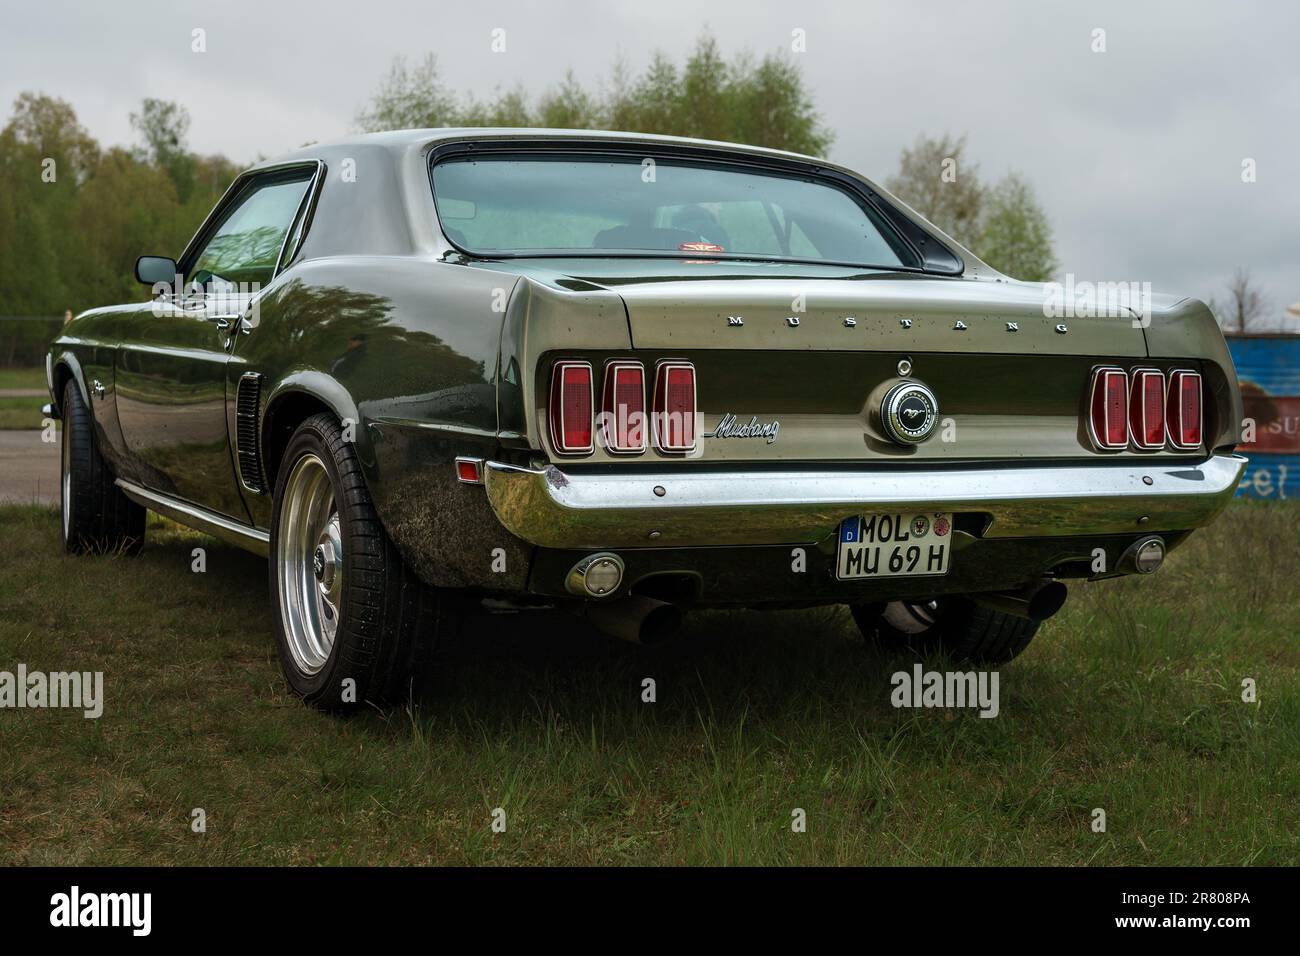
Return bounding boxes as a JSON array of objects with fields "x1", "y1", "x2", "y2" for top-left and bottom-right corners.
[{"x1": 4, "y1": 0, "x2": 1297, "y2": 322}]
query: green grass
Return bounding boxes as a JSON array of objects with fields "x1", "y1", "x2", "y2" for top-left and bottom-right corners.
[
  {"x1": 0, "y1": 502, "x2": 1296, "y2": 865},
  {"x1": 0, "y1": 366, "x2": 46, "y2": 391},
  {"x1": 0, "y1": 367, "x2": 49, "y2": 429},
  {"x1": 0, "y1": 396, "x2": 51, "y2": 430}
]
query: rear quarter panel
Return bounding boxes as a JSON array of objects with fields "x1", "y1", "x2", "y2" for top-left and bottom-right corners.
[
  {"x1": 1142, "y1": 297, "x2": 1243, "y2": 453},
  {"x1": 235, "y1": 255, "x2": 534, "y2": 589}
]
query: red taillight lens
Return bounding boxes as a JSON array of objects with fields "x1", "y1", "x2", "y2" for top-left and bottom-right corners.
[
  {"x1": 1128, "y1": 369, "x2": 1166, "y2": 449},
  {"x1": 549, "y1": 360, "x2": 593, "y2": 455},
  {"x1": 600, "y1": 361, "x2": 646, "y2": 454},
  {"x1": 653, "y1": 361, "x2": 697, "y2": 453},
  {"x1": 1089, "y1": 367, "x2": 1128, "y2": 450},
  {"x1": 1166, "y1": 370, "x2": 1203, "y2": 449}
]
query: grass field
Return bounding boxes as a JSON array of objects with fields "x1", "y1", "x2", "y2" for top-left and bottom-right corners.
[
  {"x1": 0, "y1": 368, "x2": 49, "y2": 430},
  {"x1": 0, "y1": 367, "x2": 45, "y2": 391},
  {"x1": 0, "y1": 501, "x2": 1296, "y2": 866},
  {"x1": 0, "y1": 397, "x2": 49, "y2": 430}
]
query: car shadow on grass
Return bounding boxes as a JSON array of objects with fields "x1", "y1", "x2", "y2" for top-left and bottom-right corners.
[
  {"x1": 79, "y1": 515, "x2": 1064, "y2": 744},
  {"x1": 397, "y1": 598, "x2": 1020, "y2": 739}
]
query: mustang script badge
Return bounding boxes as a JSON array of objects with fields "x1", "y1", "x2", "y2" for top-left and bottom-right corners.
[{"x1": 706, "y1": 413, "x2": 781, "y2": 444}]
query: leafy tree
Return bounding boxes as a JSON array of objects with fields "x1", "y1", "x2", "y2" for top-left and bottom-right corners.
[
  {"x1": 885, "y1": 133, "x2": 1057, "y2": 281},
  {"x1": 355, "y1": 33, "x2": 833, "y2": 155},
  {"x1": 66, "y1": 146, "x2": 183, "y2": 305},
  {"x1": 0, "y1": 93, "x2": 91, "y2": 316},
  {"x1": 0, "y1": 93, "x2": 239, "y2": 339},
  {"x1": 356, "y1": 55, "x2": 461, "y2": 131},
  {"x1": 130, "y1": 98, "x2": 197, "y2": 203},
  {"x1": 976, "y1": 173, "x2": 1057, "y2": 281},
  {"x1": 536, "y1": 72, "x2": 601, "y2": 130},
  {"x1": 5, "y1": 91, "x2": 99, "y2": 184},
  {"x1": 885, "y1": 134, "x2": 983, "y2": 246}
]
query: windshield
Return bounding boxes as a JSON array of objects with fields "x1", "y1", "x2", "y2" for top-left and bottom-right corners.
[{"x1": 430, "y1": 154, "x2": 914, "y2": 268}]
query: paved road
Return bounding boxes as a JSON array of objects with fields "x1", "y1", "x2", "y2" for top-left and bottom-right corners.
[{"x1": 0, "y1": 429, "x2": 60, "y2": 505}]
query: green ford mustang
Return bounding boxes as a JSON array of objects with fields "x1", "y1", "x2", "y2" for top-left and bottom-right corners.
[{"x1": 46, "y1": 129, "x2": 1246, "y2": 710}]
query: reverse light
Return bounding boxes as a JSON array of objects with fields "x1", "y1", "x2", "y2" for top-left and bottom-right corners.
[
  {"x1": 549, "y1": 360, "x2": 594, "y2": 455},
  {"x1": 1088, "y1": 367, "x2": 1129, "y2": 450},
  {"x1": 1128, "y1": 369, "x2": 1167, "y2": 450},
  {"x1": 652, "y1": 361, "x2": 697, "y2": 453},
  {"x1": 600, "y1": 361, "x2": 646, "y2": 454},
  {"x1": 1166, "y1": 370, "x2": 1203, "y2": 450}
]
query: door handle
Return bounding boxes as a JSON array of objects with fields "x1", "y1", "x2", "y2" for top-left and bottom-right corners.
[{"x1": 222, "y1": 312, "x2": 255, "y2": 349}]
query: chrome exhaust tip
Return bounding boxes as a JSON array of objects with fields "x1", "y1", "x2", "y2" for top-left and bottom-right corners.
[
  {"x1": 584, "y1": 595, "x2": 683, "y2": 645},
  {"x1": 565, "y1": 552, "x2": 625, "y2": 597},
  {"x1": 1120, "y1": 535, "x2": 1166, "y2": 574},
  {"x1": 973, "y1": 581, "x2": 1069, "y2": 622}
]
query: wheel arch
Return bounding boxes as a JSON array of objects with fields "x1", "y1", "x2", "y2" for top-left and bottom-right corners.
[
  {"x1": 260, "y1": 372, "x2": 362, "y2": 493},
  {"x1": 50, "y1": 351, "x2": 90, "y2": 417}
]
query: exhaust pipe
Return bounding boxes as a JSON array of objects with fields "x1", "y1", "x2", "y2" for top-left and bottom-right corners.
[
  {"x1": 584, "y1": 595, "x2": 683, "y2": 645},
  {"x1": 972, "y1": 581, "x2": 1068, "y2": 622}
]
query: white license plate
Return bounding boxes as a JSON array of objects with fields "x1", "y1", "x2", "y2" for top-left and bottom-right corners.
[{"x1": 836, "y1": 512, "x2": 953, "y2": 580}]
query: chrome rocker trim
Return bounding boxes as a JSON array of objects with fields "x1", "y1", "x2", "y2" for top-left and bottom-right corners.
[
  {"x1": 115, "y1": 479, "x2": 270, "y2": 557},
  {"x1": 483, "y1": 454, "x2": 1247, "y2": 550}
]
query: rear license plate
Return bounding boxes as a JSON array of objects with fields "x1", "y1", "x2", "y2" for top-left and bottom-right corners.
[{"x1": 836, "y1": 512, "x2": 953, "y2": 580}]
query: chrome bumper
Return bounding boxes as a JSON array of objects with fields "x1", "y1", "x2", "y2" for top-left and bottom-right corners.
[{"x1": 483, "y1": 454, "x2": 1246, "y2": 550}]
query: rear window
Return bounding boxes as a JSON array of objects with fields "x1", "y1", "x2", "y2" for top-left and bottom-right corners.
[{"x1": 430, "y1": 154, "x2": 914, "y2": 268}]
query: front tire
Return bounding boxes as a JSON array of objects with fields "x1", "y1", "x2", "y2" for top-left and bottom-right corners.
[
  {"x1": 850, "y1": 596, "x2": 1039, "y2": 665},
  {"x1": 268, "y1": 414, "x2": 455, "y2": 711},
  {"x1": 60, "y1": 380, "x2": 145, "y2": 555}
]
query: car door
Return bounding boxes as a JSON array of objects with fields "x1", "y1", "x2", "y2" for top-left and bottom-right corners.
[{"x1": 114, "y1": 166, "x2": 316, "y2": 519}]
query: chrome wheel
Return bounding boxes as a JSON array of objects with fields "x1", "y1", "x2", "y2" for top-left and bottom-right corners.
[
  {"x1": 881, "y1": 599, "x2": 942, "y2": 635},
  {"x1": 276, "y1": 453, "x2": 342, "y2": 676}
]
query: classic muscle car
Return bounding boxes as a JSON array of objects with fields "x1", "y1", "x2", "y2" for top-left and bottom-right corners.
[{"x1": 47, "y1": 129, "x2": 1246, "y2": 710}]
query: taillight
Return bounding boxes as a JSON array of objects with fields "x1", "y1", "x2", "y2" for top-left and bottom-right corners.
[
  {"x1": 1089, "y1": 367, "x2": 1128, "y2": 450},
  {"x1": 600, "y1": 361, "x2": 646, "y2": 454},
  {"x1": 1128, "y1": 369, "x2": 1166, "y2": 450},
  {"x1": 652, "y1": 361, "x2": 697, "y2": 453},
  {"x1": 1166, "y1": 370, "x2": 1203, "y2": 450},
  {"x1": 549, "y1": 360, "x2": 593, "y2": 455}
]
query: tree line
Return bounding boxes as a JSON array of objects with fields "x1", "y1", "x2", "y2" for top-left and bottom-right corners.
[
  {"x1": 0, "y1": 93, "x2": 239, "y2": 315},
  {"x1": 358, "y1": 35, "x2": 1059, "y2": 282},
  {"x1": 1, "y1": 33, "x2": 1069, "y2": 365}
]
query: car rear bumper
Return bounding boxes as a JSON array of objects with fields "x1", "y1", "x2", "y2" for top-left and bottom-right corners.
[{"x1": 482, "y1": 454, "x2": 1246, "y2": 550}]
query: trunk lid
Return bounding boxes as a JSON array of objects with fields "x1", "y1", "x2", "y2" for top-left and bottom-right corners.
[{"x1": 484, "y1": 259, "x2": 1195, "y2": 464}]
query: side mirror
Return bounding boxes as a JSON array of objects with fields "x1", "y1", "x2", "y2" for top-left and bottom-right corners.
[{"x1": 135, "y1": 256, "x2": 178, "y2": 289}]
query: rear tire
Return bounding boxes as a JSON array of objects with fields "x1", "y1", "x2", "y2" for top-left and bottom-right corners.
[
  {"x1": 60, "y1": 380, "x2": 145, "y2": 555},
  {"x1": 850, "y1": 596, "x2": 1039, "y2": 665},
  {"x1": 268, "y1": 413, "x2": 458, "y2": 711}
]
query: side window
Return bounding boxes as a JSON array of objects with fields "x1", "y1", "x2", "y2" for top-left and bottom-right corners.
[{"x1": 188, "y1": 171, "x2": 313, "y2": 289}]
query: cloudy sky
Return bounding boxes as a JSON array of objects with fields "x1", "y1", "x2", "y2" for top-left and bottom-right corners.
[{"x1": 4, "y1": 0, "x2": 1297, "y2": 323}]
